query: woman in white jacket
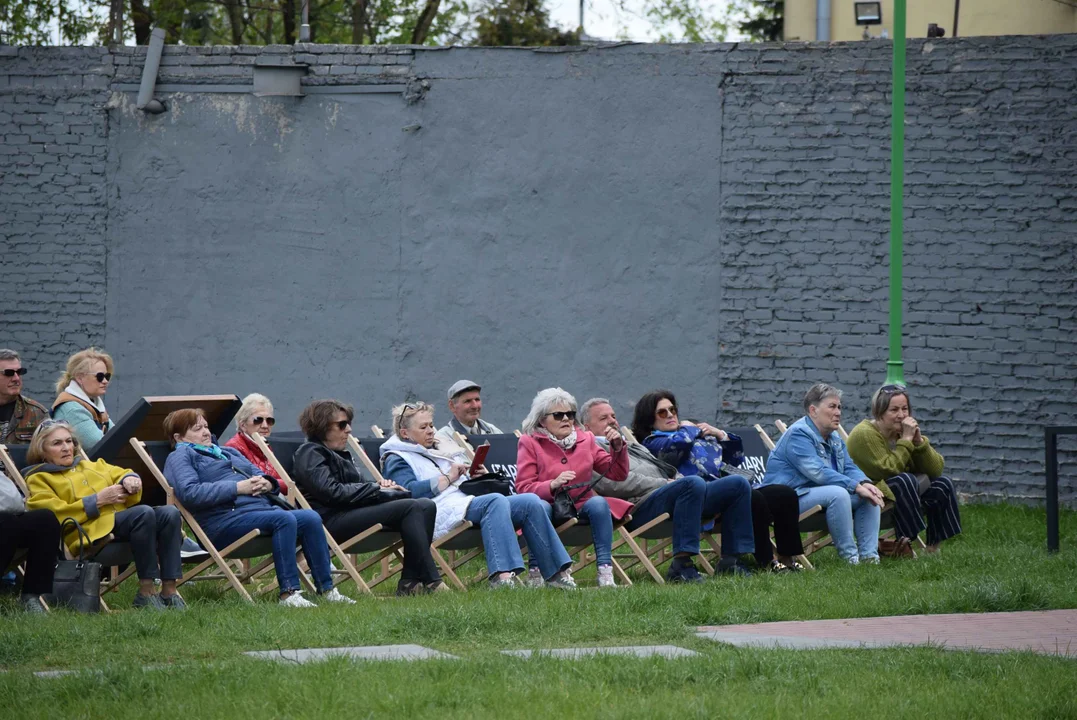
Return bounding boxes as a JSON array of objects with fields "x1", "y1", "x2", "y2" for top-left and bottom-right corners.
[{"x1": 380, "y1": 402, "x2": 576, "y2": 589}]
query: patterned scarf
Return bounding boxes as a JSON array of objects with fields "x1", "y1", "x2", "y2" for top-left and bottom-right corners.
[
  {"x1": 178, "y1": 441, "x2": 227, "y2": 460},
  {"x1": 538, "y1": 427, "x2": 577, "y2": 451}
]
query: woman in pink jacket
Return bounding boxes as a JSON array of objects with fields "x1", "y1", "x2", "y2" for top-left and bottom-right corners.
[{"x1": 516, "y1": 387, "x2": 630, "y2": 588}]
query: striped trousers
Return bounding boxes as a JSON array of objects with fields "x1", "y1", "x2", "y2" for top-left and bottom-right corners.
[{"x1": 887, "y1": 472, "x2": 962, "y2": 546}]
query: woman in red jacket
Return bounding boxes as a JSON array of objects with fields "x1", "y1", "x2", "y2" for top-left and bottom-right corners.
[
  {"x1": 516, "y1": 387, "x2": 629, "y2": 588},
  {"x1": 224, "y1": 393, "x2": 287, "y2": 494}
]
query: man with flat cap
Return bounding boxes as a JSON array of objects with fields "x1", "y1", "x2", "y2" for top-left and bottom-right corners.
[{"x1": 435, "y1": 380, "x2": 504, "y2": 449}]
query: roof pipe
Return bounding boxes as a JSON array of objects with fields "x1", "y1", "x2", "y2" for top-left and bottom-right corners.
[
  {"x1": 816, "y1": 0, "x2": 831, "y2": 41},
  {"x1": 136, "y1": 27, "x2": 166, "y2": 114}
]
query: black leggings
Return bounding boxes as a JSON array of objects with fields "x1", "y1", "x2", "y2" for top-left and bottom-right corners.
[
  {"x1": 0, "y1": 509, "x2": 61, "y2": 595},
  {"x1": 321, "y1": 499, "x2": 441, "y2": 585},
  {"x1": 750, "y1": 485, "x2": 804, "y2": 565}
]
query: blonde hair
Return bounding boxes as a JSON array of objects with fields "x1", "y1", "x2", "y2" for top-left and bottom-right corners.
[
  {"x1": 391, "y1": 401, "x2": 434, "y2": 437},
  {"x1": 26, "y1": 420, "x2": 79, "y2": 465},
  {"x1": 236, "y1": 393, "x2": 274, "y2": 429},
  {"x1": 56, "y1": 347, "x2": 114, "y2": 395}
]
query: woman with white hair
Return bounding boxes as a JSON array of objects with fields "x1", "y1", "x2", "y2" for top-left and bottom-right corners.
[
  {"x1": 762, "y1": 383, "x2": 884, "y2": 565},
  {"x1": 225, "y1": 393, "x2": 287, "y2": 494},
  {"x1": 381, "y1": 402, "x2": 577, "y2": 589},
  {"x1": 516, "y1": 388, "x2": 629, "y2": 588}
]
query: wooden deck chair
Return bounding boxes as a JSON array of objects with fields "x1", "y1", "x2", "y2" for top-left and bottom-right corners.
[
  {"x1": 348, "y1": 434, "x2": 484, "y2": 590},
  {"x1": 1, "y1": 443, "x2": 138, "y2": 612},
  {"x1": 129, "y1": 437, "x2": 317, "y2": 602},
  {"x1": 254, "y1": 433, "x2": 407, "y2": 594}
]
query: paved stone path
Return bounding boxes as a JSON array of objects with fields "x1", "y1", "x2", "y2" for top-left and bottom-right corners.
[
  {"x1": 697, "y1": 609, "x2": 1077, "y2": 657},
  {"x1": 502, "y1": 645, "x2": 697, "y2": 659},
  {"x1": 244, "y1": 644, "x2": 457, "y2": 664}
]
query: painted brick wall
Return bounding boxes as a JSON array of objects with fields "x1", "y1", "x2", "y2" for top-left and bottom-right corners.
[
  {"x1": 1, "y1": 38, "x2": 1074, "y2": 503},
  {"x1": 0, "y1": 46, "x2": 112, "y2": 401}
]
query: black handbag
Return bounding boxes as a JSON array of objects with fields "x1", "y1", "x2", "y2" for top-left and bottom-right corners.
[
  {"x1": 550, "y1": 470, "x2": 609, "y2": 526},
  {"x1": 458, "y1": 471, "x2": 512, "y2": 497},
  {"x1": 53, "y1": 518, "x2": 102, "y2": 613}
]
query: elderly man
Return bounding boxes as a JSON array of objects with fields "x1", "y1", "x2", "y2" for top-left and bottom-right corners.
[
  {"x1": 579, "y1": 397, "x2": 715, "y2": 583},
  {"x1": 0, "y1": 349, "x2": 48, "y2": 445},
  {"x1": 434, "y1": 380, "x2": 504, "y2": 448}
]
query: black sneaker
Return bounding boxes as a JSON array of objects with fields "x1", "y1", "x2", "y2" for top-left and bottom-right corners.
[
  {"x1": 21, "y1": 594, "x2": 48, "y2": 613},
  {"x1": 132, "y1": 593, "x2": 167, "y2": 610},
  {"x1": 180, "y1": 536, "x2": 210, "y2": 563},
  {"x1": 716, "y1": 558, "x2": 752, "y2": 577},
  {"x1": 666, "y1": 558, "x2": 705, "y2": 584}
]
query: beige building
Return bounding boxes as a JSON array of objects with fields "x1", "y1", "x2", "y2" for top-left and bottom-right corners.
[{"x1": 785, "y1": 0, "x2": 1077, "y2": 41}]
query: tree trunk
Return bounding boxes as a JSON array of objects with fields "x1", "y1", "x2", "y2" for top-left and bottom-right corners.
[
  {"x1": 410, "y1": 0, "x2": 442, "y2": 44},
  {"x1": 282, "y1": 0, "x2": 296, "y2": 44},
  {"x1": 129, "y1": 0, "x2": 153, "y2": 45},
  {"x1": 221, "y1": 0, "x2": 245, "y2": 44},
  {"x1": 351, "y1": 0, "x2": 368, "y2": 43}
]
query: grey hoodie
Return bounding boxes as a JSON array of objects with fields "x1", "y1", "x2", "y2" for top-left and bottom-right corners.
[{"x1": 591, "y1": 439, "x2": 676, "y2": 506}]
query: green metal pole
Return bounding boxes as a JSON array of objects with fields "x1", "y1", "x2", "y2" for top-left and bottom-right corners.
[{"x1": 886, "y1": 0, "x2": 907, "y2": 386}]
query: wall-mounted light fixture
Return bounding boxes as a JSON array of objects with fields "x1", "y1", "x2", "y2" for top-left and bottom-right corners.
[{"x1": 854, "y1": 2, "x2": 882, "y2": 25}]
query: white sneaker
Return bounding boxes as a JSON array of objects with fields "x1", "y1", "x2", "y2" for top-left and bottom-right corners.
[
  {"x1": 525, "y1": 567, "x2": 544, "y2": 588},
  {"x1": 320, "y1": 587, "x2": 356, "y2": 604},
  {"x1": 280, "y1": 592, "x2": 316, "y2": 608},
  {"x1": 597, "y1": 564, "x2": 616, "y2": 588}
]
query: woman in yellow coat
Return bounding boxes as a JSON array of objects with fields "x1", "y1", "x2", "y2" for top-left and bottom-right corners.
[{"x1": 24, "y1": 420, "x2": 186, "y2": 610}]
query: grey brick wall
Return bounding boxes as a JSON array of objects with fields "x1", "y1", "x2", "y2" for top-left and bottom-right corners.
[
  {"x1": 1, "y1": 47, "x2": 112, "y2": 401},
  {"x1": 1, "y1": 38, "x2": 1074, "y2": 503}
]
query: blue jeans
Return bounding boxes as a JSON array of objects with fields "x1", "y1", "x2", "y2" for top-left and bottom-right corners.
[
  {"x1": 700, "y1": 474, "x2": 755, "y2": 557},
  {"x1": 577, "y1": 495, "x2": 614, "y2": 566},
  {"x1": 211, "y1": 507, "x2": 334, "y2": 594},
  {"x1": 466, "y1": 493, "x2": 572, "y2": 580},
  {"x1": 797, "y1": 485, "x2": 881, "y2": 562},
  {"x1": 626, "y1": 476, "x2": 706, "y2": 555}
]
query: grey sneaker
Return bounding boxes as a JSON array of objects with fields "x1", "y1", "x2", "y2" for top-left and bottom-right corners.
[
  {"x1": 180, "y1": 536, "x2": 210, "y2": 563},
  {"x1": 489, "y1": 575, "x2": 517, "y2": 589},
  {"x1": 21, "y1": 594, "x2": 48, "y2": 613},
  {"x1": 132, "y1": 593, "x2": 167, "y2": 610},
  {"x1": 596, "y1": 565, "x2": 616, "y2": 588},
  {"x1": 524, "y1": 567, "x2": 544, "y2": 588},
  {"x1": 545, "y1": 572, "x2": 578, "y2": 590},
  {"x1": 161, "y1": 593, "x2": 187, "y2": 610}
]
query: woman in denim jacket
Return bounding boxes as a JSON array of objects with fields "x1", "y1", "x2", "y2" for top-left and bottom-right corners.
[{"x1": 762, "y1": 384, "x2": 884, "y2": 564}]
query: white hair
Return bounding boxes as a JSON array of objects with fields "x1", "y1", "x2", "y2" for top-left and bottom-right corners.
[
  {"x1": 521, "y1": 387, "x2": 578, "y2": 435},
  {"x1": 579, "y1": 397, "x2": 611, "y2": 427},
  {"x1": 236, "y1": 393, "x2": 273, "y2": 428}
]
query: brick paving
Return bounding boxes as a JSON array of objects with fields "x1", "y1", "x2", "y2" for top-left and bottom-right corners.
[{"x1": 697, "y1": 610, "x2": 1077, "y2": 657}]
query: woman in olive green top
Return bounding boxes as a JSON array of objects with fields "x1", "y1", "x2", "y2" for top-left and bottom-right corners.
[{"x1": 847, "y1": 384, "x2": 961, "y2": 554}]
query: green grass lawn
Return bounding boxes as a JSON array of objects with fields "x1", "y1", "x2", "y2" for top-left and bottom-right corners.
[{"x1": 2, "y1": 503, "x2": 1076, "y2": 719}]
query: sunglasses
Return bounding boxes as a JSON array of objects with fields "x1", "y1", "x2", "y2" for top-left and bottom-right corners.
[
  {"x1": 656, "y1": 406, "x2": 678, "y2": 419},
  {"x1": 251, "y1": 416, "x2": 276, "y2": 427},
  {"x1": 2, "y1": 368, "x2": 28, "y2": 377},
  {"x1": 546, "y1": 411, "x2": 577, "y2": 422},
  {"x1": 86, "y1": 372, "x2": 112, "y2": 382},
  {"x1": 879, "y1": 384, "x2": 907, "y2": 395},
  {"x1": 334, "y1": 420, "x2": 350, "y2": 431}
]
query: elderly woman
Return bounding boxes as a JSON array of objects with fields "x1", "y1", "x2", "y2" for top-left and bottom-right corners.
[
  {"x1": 847, "y1": 384, "x2": 961, "y2": 554},
  {"x1": 0, "y1": 469, "x2": 60, "y2": 613},
  {"x1": 763, "y1": 384, "x2": 884, "y2": 565},
  {"x1": 162, "y1": 408, "x2": 354, "y2": 607},
  {"x1": 516, "y1": 388, "x2": 629, "y2": 588},
  {"x1": 51, "y1": 347, "x2": 115, "y2": 448},
  {"x1": 291, "y1": 399, "x2": 446, "y2": 596},
  {"x1": 24, "y1": 420, "x2": 185, "y2": 609},
  {"x1": 381, "y1": 402, "x2": 576, "y2": 589},
  {"x1": 225, "y1": 393, "x2": 287, "y2": 494},
  {"x1": 634, "y1": 390, "x2": 799, "y2": 574}
]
